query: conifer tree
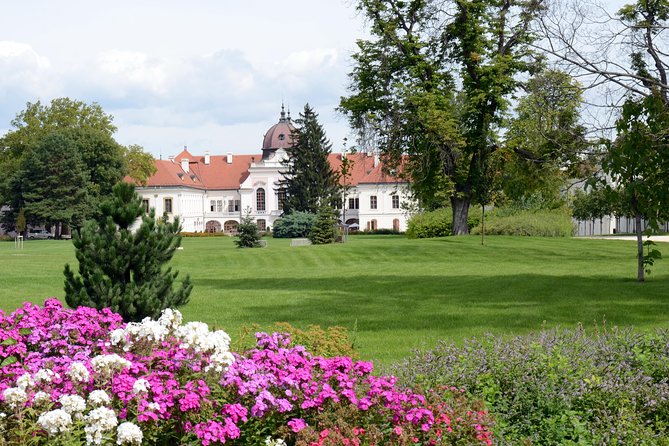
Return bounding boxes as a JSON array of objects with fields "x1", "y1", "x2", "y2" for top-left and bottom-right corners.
[
  {"x1": 309, "y1": 205, "x2": 339, "y2": 245},
  {"x1": 64, "y1": 182, "x2": 192, "y2": 322},
  {"x1": 235, "y1": 210, "x2": 262, "y2": 248},
  {"x1": 279, "y1": 104, "x2": 340, "y2": 214}
]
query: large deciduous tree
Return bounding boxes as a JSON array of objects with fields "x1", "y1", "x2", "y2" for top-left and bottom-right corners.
[
  {"x1": 64, "y1": 182, "x2": 192, "y2": 322},
  {"x1": 340, "y1": 0, "x2": 545, "y2": 234},
  {"x1": 0, "y1": 98, "x2": 125, "y2": 231},
  {"x1": 124, "y1": 144, "x2": 157, "y2": 186},
  {"x1": 279, "y1": 104, "x2": 340, "y2": 214}
]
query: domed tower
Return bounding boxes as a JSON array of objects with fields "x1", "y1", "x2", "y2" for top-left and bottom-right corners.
[{"x1": 261, "y1": 104, "x2": 295, "y2": 161}]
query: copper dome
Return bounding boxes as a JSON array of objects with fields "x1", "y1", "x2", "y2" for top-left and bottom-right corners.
[{"x1": 262, "y1": 105, "x2": 295, "y2": 150}]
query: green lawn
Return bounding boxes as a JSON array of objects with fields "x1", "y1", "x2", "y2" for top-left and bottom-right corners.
[{"x1": 1, "y1": 235, "x2": 668, "y2": 366}]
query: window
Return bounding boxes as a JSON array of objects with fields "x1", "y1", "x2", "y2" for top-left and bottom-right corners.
[
  {"x1": 257, "y1": 219, "x2": 266, "y2": 231},
  {"x1": 392, "y1": 195, "x2": 400, "y2": 209},
  {"x1": 367, "y1": 219, "x2": 377, "y2": 231},
  {"x1": 370, "y1": 195, "x2": 377, "y2": 210},
  {"x1": 210, "y1": 200, "x2": 216, "y2": 212},
  {"x1": 142, "y1": 199, "x2": 149, "y2": 213},
  {"x1": 256, "y1": 188, "x2": 266, "y2": 211},
  {"x1": 393, "y1": 219, "x2": 400, "y2": 231},
  {"x1": 348, "y1": 197, "x2": 359, "y2": 210},
  {"x1": 228, "y1": 200, "x2": 240, "y2": 212},
  {"x1": 277, "y1": 189, "x2": 287, "y2": 211},
  {"x1": 164, "y1": 198, "x2": 173, "y2": 214},
  {"x1": 217, "y1": 200, "x2": 223, "y2": 212}
]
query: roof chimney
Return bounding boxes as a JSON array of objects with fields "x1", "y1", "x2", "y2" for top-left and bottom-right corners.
[
  {"x1": 181, "y1": 158, "x2": 189, "y2": 173},
  {"x1": 204, "y1": 151, "x2": 210, "y2": 165},
  {"x1": 226, "y1": 152, "x2": 233, "y2": 164},
  {"x1": 373, "y1": 153, "x2": 380, "y2": 168},
  {"x1": 168, "y1": 155, "x2": 175, "y2": 163}
]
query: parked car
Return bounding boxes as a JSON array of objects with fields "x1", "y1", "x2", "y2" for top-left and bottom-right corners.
[{"x1": 27, "y1": 229, "x2": 52, "y2": 239}]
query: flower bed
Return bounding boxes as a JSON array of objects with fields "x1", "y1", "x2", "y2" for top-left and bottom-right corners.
[{"x1": 0, "y1": 300, "x2": 492, "y2": 445}]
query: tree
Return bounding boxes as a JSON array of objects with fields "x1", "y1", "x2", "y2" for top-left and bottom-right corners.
[
  {"x1": 235, "y1": 210, "x2": 262, "y2": 248},
  {"x1": 9, "y1": 133, "x2": 91, "y2": 237},
  {"x1": 340, "y1": 0, "x2": 546, "y2": 234},
  {"x1": 124, "y1": 144, "x2": 157, "y2": 186},
  {"x1": 0, "y1": 98, "x2": 124, "y2": 231},
  {"x1": 604, "y1": 91, "x2": 669, "y2": 281},
  {"x1": 503, "y1": 70, "x2": 590, "y2": 205},
  {"x1": 64, "y1": 182, "x2": 192, "y2": 322},
  {"x1": 309, "y1": 205, "x2": 339, "y2": 245},
  {"x1": 279, "y1": 104, "x2": 341, "y2": 214},
  {"x1": 15, "y1": 208, "x2": 26, "y2": 237}
]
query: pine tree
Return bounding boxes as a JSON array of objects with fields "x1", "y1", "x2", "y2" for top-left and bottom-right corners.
[
  {"x1": 64, "y1": 182, "x2": 192, "y2": 322},
  {"x1": 235, "y1": 210, "x2": 262, "y2": 248},
  {"x1": 279, "y1": 104, "x2": 340, "y2": 214},
  {"x1": 309, "y1": 205, "x2": 339, "y2": 245}
]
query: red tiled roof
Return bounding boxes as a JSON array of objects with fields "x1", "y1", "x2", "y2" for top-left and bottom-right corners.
[{"x1": 135, "y1": 151, "x2": 404, "y2": 191}]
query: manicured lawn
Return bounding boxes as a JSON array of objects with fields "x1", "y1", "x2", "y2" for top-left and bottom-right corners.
[{"x1": 1, "y1": 235, "x2": 668, "y2": 366}]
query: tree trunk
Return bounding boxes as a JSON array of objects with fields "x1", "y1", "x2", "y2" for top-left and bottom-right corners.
[
  {"x1": 636, "y1": 212, "x2": 645, "y2": 282},
  {"x1": 451, "y1": 197, "x2": 471, "y2": 235}
]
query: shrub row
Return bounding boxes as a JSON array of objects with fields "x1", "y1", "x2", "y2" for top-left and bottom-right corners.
[
  {"x1": 406, "y1": 208, "x2": 480, "y2": 238},
  {"x1": 471, "y1": 208, "x2": 574, "y2": 237},
  {"x1": 393, "y1": 326, "x2": 669, "y2": 445}
]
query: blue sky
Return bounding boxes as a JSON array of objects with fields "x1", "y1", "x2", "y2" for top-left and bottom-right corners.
[{"x1": 0, "y1": 0, "x2": 368, "y2": 157}]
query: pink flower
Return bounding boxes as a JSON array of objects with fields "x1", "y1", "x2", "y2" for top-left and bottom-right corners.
[{"x1": 287, "y1": 417, "x2": 307, "y2": 432}]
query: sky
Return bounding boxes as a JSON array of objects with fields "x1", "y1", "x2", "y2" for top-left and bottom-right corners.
[{"x1": 0, "y1": 0, "x2": 368, "y2": 157}]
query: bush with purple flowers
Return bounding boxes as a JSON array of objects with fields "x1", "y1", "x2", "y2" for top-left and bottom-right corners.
[
  {"x1": 394, "y1": 326, "x2": 669, "y2": 445},
  {"x1": 0, "y1": 299, "x2": 493, "y2": 445}
]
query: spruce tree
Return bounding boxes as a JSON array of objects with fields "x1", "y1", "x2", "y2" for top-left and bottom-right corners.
[
  {"x1": 64, "y1": 182, "x2": 192, "y2": 322},
  {"x1": 235, "y1": 211, "x2": 262, "y2": 248},
  {"x1": 309, "y1": 205, "x2": 339, "y2": 245},
  {"x1": 279, "y1": 104, "x2": 340, "y2": 214}
]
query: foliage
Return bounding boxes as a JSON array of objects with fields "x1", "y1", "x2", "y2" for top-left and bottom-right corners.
[
  {"x1": 234, "y1": 322, "x2": 359, "y2": 360},
  {"x1": 64, "y1": 182, "x2": 192, "y2": 322},
  {"x1": 604, "y1": 91, "x2": 669, "y2": 281},
  {"x1": 503, "y1": 70, "x2": 591, "y2": 204},
  {"x1": 470, "y1": 208, "x2": 574, "y2": 237},
  {"x1": 235, "y1": 212, "x2": 262, "y2": 248},
  {"x1": 0, "y1": 99, "x2": 124, "y2": 232},
  {"x1": 0, "y1": 300, "x2": 494, "y2": 445},
  {"x1": 308, "y1": 206, "x2": 338, "y2": 245},
  {"x1": 340, "y1": 0, "x2": 546, "y2": 234},
  {"x1": 279, "y1": 105, "x2": 340, "y2": 214},
  {"x1": 406, "y1": 208, "x2": 480, "y2": 239},
  {"x1": 124, "y1": 144, "x2": 157, "y2": 186},
  {"x1": 394, "y1": 326, "x2": 669, "y2": 445},
  {"x1": 272, "y1": 212, "x2": 317, "y2": 238},
  {"x1": 8, "y1": 132, "x2": 92, "y2": 237}
]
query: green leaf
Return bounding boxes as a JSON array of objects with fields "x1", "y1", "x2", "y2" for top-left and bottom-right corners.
[
  {"x1": 0, "y1": 356, "x2": 18, "y2": 367},
  {"x1": 19, "y1": 328, "x2": 32, "y2": 336},
  {"x1": 1, "y1": 338, "x2": 17, "y2": 346}
]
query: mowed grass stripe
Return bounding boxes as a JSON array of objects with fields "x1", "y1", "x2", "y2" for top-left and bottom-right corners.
[{"x1": 1, "y1": 235, "x2": 668, "y2": 365}]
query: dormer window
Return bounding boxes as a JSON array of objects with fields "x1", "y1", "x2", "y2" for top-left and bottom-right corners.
[{"x1": 278, "y1": 134, "x2": 285, "y2": 141}]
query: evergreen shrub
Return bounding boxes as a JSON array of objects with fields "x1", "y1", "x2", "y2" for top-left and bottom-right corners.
[
  {"x1": 309, "y1": 206, "x2": 338, "y2": 244},
  {"x1": 272, "y1": 212, "x2": 316, "y2": 238},
  {"x1": 235, "y1": 215, "x2": 261, "y2": 248},
  {"x1": 471, "y1": 208, "x2": 574, "y2": 237},
  {"x1": 393, "y1": 327, "x2": 669, "y2": 445}
]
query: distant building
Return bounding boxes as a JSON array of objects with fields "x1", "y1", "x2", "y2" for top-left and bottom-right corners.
[{"x1": 135, "y1": 107, "x2": 411, "y2": 233}]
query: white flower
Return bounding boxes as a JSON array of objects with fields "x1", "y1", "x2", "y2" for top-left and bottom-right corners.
[
  {"x1": 204, "y1": 351, "x2": 235, "y2": 373},
  {"x1": 33, "y1": 391, "x2": 51, "y2": 405},
  {"x1": 34, "y1": 368, "x2": 60, "y2": 384},
  {"x1": 88, "y1": 390, "x2": 111, "y2": 407},
  {"x1": 2, "y1": 387, "x2": 27, "y2": 408},
  {"x1": 158, "y1": 308, "x2": 182, "y2": 330},
  {"x1": 58, "y1": 394, "x2": 86, "y2": 416},
  {"x1": 110, "y1": 328, "x2": 127, "y2": 346},
  {"x1": 15, "y1": 373, "x2": 35, "y2": 390},
  {"x1": 67, "y1": 362, "x2": 91, "y2": 383},
  {"x1": 132, "y1": 378, "x2": 150, "y2": 394},
  {"x1": 126, "y1": 319, "x2": 168, "y2": 343},
  {"x1": 116, "y1": 421, "x2": 143, "y2": 445},
  {"x1": 265, "y1": 436, "x2": 287, "y2": 446},
  {"x1": 147, "y1": 402, "x2": 161, "y2": 412},
  {"x1": 90, "y1": 354, "x2": 132, "y2": 374},
  {"x1": 84, "y1": 407, "x2": 118, "y2": 445},
  {"x1": 37, "y1": 409, "x2": 73, "y2": 435}
]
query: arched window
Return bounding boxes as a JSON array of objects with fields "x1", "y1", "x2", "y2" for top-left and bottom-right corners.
[
  {"x1": 206, "y1": 220, "x2": 222, "y2": 233},
  {"x1": 257, "y1": 219, "x2": 266, "y2": 231},
  {"x1": 393, "y1": 219, "x2": 400, "y2": 232},
  {"x1": 256, "y1": 188, "x2": 266, "y2": 211}
]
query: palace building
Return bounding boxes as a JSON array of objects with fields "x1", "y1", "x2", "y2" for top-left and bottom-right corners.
[{"x1": 135, "y1": 107, "x2": 411, "y2": 233}]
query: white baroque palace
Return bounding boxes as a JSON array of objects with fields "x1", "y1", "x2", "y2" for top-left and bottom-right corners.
[{"x1": 135, "y1": 108, "x2": 411, "y2": 234}]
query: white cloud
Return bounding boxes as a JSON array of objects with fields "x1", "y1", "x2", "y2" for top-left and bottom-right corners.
[{"x1": 96, "y1": 50, "x2": 171, "y2": 96}]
